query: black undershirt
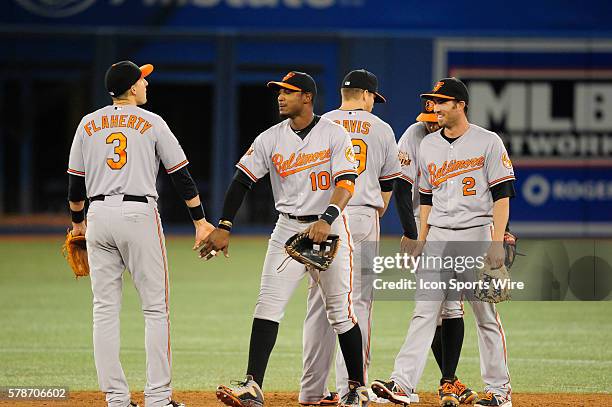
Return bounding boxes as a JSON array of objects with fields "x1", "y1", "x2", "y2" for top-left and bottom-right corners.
[{"x1": 292, "y1": 115, "x2": 321, "y2": 139}]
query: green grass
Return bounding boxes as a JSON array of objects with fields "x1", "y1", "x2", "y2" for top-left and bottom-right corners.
[{"x1": 0, "y1": 236, "x2": 611, "y2": 393}]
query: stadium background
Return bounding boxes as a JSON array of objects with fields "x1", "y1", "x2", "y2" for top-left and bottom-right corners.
[{"x1": 1, "y1": 1, "x2": 611, "y2": 406}]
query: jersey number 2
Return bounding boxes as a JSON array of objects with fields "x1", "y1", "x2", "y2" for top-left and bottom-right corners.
[
  {"x1": 106, "y1": 132, "x2": 127, "y2": 170},
  {"x1": 462, "y1": 176, "x2": 476, "y2": 196},
  {"x1": 352, "y1": 139, "x2": 367, "y2": 175}
]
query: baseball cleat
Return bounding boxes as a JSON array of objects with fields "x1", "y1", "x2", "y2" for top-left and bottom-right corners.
[
  {"x1": 216, "y1": 375, "x2": 264, "y2": 407},
  {"x1": 438, "y1": 380, "x2": 459, "y2": 407},
  {"x1": 162, "y1": 401, "x2": 185, "y2": 407},
  {"x1": 370, "y1": 379, "x2": 411, "y2": 405},
  {"x1": 299, "y1": 392, "x2": 339, "y2": 406},
  {"x1": 474, "y1": 393, "x2": 512, "y2": 407},
  {"x1": 338, "y1": 381, "x2": 369, "y2": 407},
  {"x1": 453, "y1": 378, "x2": 477, "y2": 404}
]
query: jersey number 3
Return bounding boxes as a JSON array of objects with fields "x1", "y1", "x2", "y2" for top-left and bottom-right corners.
[{"x1": 106, "y1": 132, "x2": 127, "y2": 170}]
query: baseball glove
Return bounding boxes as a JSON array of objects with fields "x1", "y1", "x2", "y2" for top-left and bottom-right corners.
[
  {"x1": 285, "y1": 232, "x2": 340, "y2": 271},
  {"x1": 503, "y1": 231, "x2": 518, "y2": 269},
  {"x1": 474, "y1": 263, "x2": 511, "y2": 303},
  {"x1": 62, "y1": 230, "x2": 90, "y2": 278}
]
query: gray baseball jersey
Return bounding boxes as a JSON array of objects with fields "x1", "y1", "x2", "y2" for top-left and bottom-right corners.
[
  {"x1": 417, "y1": 124, "x2": 515, "y2": 228},
  {"x1": 237, "y1": 117, "x2": 358, "y2": 215},
  {"x1": 397, "y1": 122, "x2": 429, "y2": 218},
  {"x1": 68, "y1": 104, "x2": 188, "y2": 198},
  {"x1": 322, "y1": 109, "x2": 401, "y2": 208}
]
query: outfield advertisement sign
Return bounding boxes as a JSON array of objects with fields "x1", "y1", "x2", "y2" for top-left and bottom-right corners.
[{"x1": 435, "y1": 39, "x2": 612, "y2": 236}]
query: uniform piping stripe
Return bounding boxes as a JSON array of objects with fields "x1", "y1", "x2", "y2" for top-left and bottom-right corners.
[
  {"x1": 495, "y1": 310, "x2": 510, "y2": 381},
  {"x1": 341, "y1": 213, "x2": 357, "y2": 325},
  {"x1": 400, "y1": 174, "x2": 414, "y2": 184},
  {"x1": 419, "y1": 187, "x2": 433, "y2": 194},
  {"x1": 236, "y1": 163, "x2": 258, "y2": 182},
  {"x1": 332, "y1": 169, "x2": 358, "y2": 180},
  {"x1": 166, "y1": 160, "x2": 189, "y2": 174},
  {"x1": 67, "y1": 168, "x2": 85, "y2": 176},
  {"x1": 364, "y1": 214, "x2": 380, "y2": 381},
  {"x1": 154, "y1": 208, "x2": 172, "y2": 372},
  {"x1": 379, "y1": 172, "x2": 402, "y2": 180},
  {"x1": 489, "y1": 175, "x2": 516, "y2": 186}
]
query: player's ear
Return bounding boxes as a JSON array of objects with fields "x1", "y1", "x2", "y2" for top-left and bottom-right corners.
[{"x1": 302, "y1": 92, "x2": 313, "y2": 104}]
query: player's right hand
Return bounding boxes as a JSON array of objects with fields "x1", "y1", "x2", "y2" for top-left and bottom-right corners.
[
  {"x1": 198, "y1": 228, "x2": 230, "y2": 260},
  {"x1": 410, "y1": 240, "x2": 425, "y2": 258},
  {"x1": 71, "y1": 221, "x2": 87, "y2": 237},
  {"x1": 193, "y1": 219, "x2": 215, "y2": 251}
]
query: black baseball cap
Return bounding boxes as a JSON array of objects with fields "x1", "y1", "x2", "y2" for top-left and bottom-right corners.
[
  {"x1": 421, "y1": 77, "x2": 469, "y2": 104},
  {"x1": 105, "y1": 61, "x2": 154, "y2": 97},
  {"x1": 341, "y1": 69, "x2": 386, "y2": 103},
  {"x1": 267, "y1": 71, "x2": 317, "y2": 96},
  {"x1": 416, "y1": 99, "x2": 437, "y2": 122}
]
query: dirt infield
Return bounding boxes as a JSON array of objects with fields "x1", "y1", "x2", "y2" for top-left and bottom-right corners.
[{"x1": 1, "y1": 391, "x2": 611, "y2": 406}]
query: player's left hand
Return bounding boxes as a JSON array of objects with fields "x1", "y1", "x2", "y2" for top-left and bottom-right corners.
[
  {"x1": 305, "y1": 220, "x2": 331, "y2": 244},
  {"x1": 400, "y1": 236, "x2": 417, "y2": 254},
  {"x1": 193, "y1": 219, "x2": 215, "y2": 251},
  {"x1": 197, "y1": 228, "x2": 230, "y2": 260},
  {"x1": 486, "y1": 241, "x2": 505, "y2": 269}
]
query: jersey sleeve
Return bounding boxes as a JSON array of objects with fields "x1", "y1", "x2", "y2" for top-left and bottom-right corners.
[
  {"x1": 397, "y1": 129, "x2": 417, "y2": 185},
  {"x1": 67, "y1": 120, "x2": 86, "y2": 177},
  {"x1": 485, "y1": 135, "x2": 516, "y2": 188},
  {"x1": 417, "y1": 142, "x2": 433, "y2": 195},
  {"x1": 330, "y1": 125, "x2": 358, "y2": 181},
  {"x1": 236, "y1": 133, "x2": 269, "y2": 182},
  {"x1": 156, "y1": 120, "x2": 189, "y2": 174},
  {"x1": 379, "y1": 126, "x2": 402, "y2": 182}
]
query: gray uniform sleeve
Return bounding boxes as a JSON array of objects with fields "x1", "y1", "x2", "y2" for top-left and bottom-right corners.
[
  {"x1": 418, "y1": 142, "x2": 433, "y2": 195},
  {"x1": 156, "y1": 120, "x2": 189, "y2": 174},
  {"x1": 67, "y1": 120, "x2": 86, "y2": 177},
  {"x1": 330, "y1": 126, "x2": 358, "y2": 181},
  {"x1": 486, "y1": 135, "x2": 516, "y2": 188},
  {"x1": 379, "y1": 126, "x2": 402, "y2": 181},
  {"x1": 398, "y1": 131, "x2": 417, "y2": 185},
  {"x1": 236, "y1": 133, "x2": 269, "y2": 182}
]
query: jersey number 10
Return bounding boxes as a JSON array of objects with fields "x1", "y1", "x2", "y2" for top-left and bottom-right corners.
[{"x1": 106, "y1": 132, "x2": 127, "y2": 170}]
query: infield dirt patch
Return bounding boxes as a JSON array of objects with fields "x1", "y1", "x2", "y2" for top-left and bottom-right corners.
[{"x1": 1, "y1": 391, "x2": 611, "y2": 406}]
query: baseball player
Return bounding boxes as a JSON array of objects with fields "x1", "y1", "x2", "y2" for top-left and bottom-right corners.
[
  {"x1": 371, "y1": 78, "x2": 514, "y2": 407},
  {"x1": 393, "y1": 99, "x2": 477, "y2": 404},
  {"x1": 200, "y1": 71, "x2": 369, "y2": 407},
  {"x1": 67, "y1": 61, "x2": 214, "y2": 407},
  {"x1": 298, "y1": 69, "x2": 401, "y2": 406}
]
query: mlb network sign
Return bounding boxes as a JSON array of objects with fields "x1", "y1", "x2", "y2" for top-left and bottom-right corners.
[{"x1": 435, "y1": 39, "x2": 612, "y2": 236}]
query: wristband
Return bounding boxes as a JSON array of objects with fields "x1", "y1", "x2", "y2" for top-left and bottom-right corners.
[
  {"x1": 218, "y1": 219, "x2": 233, "y2": 232},
  {"x1": 188, "y1": 204, "x2": 205, "y2": 221},
  {"x1": 320, "y1": 204, "x2": 341, "y2": 225},
  {"x1": 71, "y1": 208, "x2": 85, "y2": 223}
]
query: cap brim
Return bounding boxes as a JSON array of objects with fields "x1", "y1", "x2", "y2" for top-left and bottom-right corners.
[
  {"x1": 267, "y1": 81, "x2": 303, "y2": 92},
  {"x1": 420, "y1": 93, "x2": 455, "y2": 100},
  {"x1": 140, "y1": 64, "x2": 154, "y2": 78},
  {"x1": 374, "y1": 92, "x2": 386, "y2": 103},
  {"x1": 416, "y1": 113, "x2": 438, "y2": 122}
]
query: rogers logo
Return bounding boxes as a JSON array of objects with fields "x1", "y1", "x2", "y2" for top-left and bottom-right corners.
[{"x1": 15, "y1": 0, "x2": 97, "y2": 17}]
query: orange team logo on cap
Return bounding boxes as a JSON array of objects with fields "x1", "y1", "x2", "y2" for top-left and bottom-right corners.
[
  {"x1": 425, "y1": 100, "x2": 435, "y2": 112},
  {"x1": 283, "y1": 72, "x2": 296, "y2": 81},
  {"x1": 502, "y1": 153, "x2": 513, "y2": 169},
  {"x1": 432, "y1": 81, "x2": 444, "y2": 92}
]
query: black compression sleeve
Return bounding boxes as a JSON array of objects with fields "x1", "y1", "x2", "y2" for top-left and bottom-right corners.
[
  {"x1": 379, "y1": 178, "x2": 395, "y2": 192},
  {"x1": 490, "y1": 180, "x2": 516, "y2": 201},
  {"x1": 68, "y1": 174, "x2": 86, "y2": 202},
  {"x1": 394, "y1": 178, "x2": 418, "y2": 239},
  {"x1": 335, "y1": 173, "x2": 358, "y2": 184},
  {"x1": 221, "y1": 170, "x2": 254, "y2": 223},
  {"x1": 420, "y1": 192, "x2": 433, "y2": 206},
  {"x1": 169, "y1": 166, "x2": 199, "y2": 201}
]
